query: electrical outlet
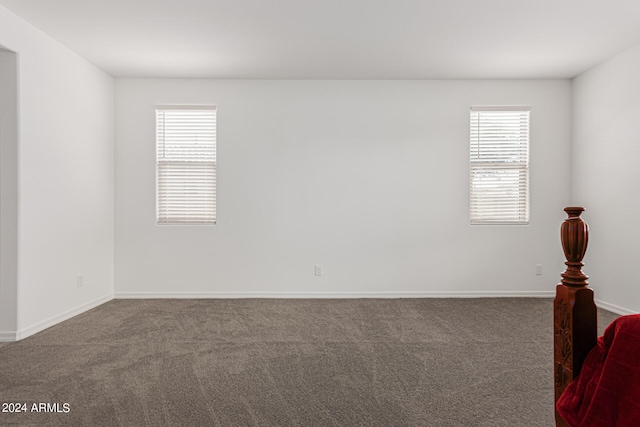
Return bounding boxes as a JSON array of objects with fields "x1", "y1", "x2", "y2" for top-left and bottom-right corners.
[
  {"x1": 535, "y1": 264, "x2": 543, "y2": 276},
  {"x1": 314, "y1": 265, "x2": 323, "y2": 276},
  {"x1": 77, "y1": 274, "x2": 84, "y2": 287}
]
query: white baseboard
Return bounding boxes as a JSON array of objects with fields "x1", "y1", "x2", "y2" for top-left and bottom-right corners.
[
  {"x1": 1, "y1": 291, "x2": 565, "y2": 342},
  {"x1": 115, "y1": 290, "x2": 555, "y2": 299},
  {"x1": 596, "y1": 299, "x2": 636, "y2": 316},
  {"x1": 15, "y1": 293, "x2": 114, "y2": 341},
  {"x1": 0, "y1": 331, "x2": 17, "y2": 342},
  {"x1": 2, "y1": 292, "x2": 629, "y2": 343}
]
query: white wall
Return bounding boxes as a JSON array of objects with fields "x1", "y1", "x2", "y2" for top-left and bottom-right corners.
[
  {"x1": 0, "y1": 6, "x2": 115, "y2": 340},
  {"x1": 0, "y1": 47, "x2": 18, "y2": 339},
  {"x1": 116, "y1": 79, "x2": 571, "y2": 297},
  {"x1": 572, "y1": 42, "x2": 640, "y2": 314}
]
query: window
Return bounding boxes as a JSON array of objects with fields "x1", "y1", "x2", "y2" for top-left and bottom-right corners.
[
  {"x1": 470, "y1": 106, "x2": 530, "y2": 225},
  {"x1": 156, "y1": 105, "x2": 217, "y2": 224}
]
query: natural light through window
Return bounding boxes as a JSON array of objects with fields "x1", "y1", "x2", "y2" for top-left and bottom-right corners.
[
  {"x1": 156, "y1": 105, "x2": 217, "y2": 225},
  {"x1": 470, "y1": 106, "x2": 530, "y2": 225}
]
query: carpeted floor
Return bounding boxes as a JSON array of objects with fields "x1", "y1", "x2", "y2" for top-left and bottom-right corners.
[{"x1": 0, "y1": 298, "x2": 618, "y2": 426}]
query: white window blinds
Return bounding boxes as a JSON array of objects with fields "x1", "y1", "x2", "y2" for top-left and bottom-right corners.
[
  {"x1": 470, "y1": 106, "x2": 530, "y2": 225},
  {"x1": 156, "y1": 105, "x2": 216, "y2": 225}
]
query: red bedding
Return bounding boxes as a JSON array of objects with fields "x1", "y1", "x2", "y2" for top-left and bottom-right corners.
[{"x1": 557, "y1": 314, "x2": 640, "y2": 427}]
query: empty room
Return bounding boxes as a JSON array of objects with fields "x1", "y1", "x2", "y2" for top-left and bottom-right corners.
[{"x1": 1, "y1": 1, "x2": 640, "y2": 425}]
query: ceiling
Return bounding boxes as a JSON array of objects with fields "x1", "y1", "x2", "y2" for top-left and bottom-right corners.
[{"x1": 2, "y1": 0, "x2": 640, "y2": 79}]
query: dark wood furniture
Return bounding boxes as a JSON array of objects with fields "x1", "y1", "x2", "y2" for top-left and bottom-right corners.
[{"x1": 553, "y1": 207, "x2": 598, "y2": 427}]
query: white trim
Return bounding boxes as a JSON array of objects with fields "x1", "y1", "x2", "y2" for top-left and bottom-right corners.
[
  {"x1": 2, "y1": 294, "x2": 630, "y2": 343},
  {"x1": 15, "y1": 293, "x2": 114, "y2": 341},
  {"x1": 470, "y1": 105, "x2": 531, "y2": 111},
  {"x1": 2, "y1": 291, "x2": 560, "y2": 342},
  {"x1": 0, "y1": 331, "x2": 17, "y2": 342},
  {"x1": 115, "y1": 291, "x2": 555, "y2": 299},
  {"x1": 596, "y1": 299, "x2": 636, "y2": 316},
  {"x1": 155, "y1": 105, "x2": 216, "y2": 111}
]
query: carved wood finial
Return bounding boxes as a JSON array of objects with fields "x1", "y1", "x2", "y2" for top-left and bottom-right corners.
[
  {"x1": 560, "y1": 207, "x2": 589, "y2": 287},
  {"x1": 554, "y1": 207, "x2": 597, "y2": 426}
]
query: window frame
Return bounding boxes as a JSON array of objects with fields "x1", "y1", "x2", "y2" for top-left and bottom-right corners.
[
  {"x1": 469, "y1": 106, "x2": 530, "y2": 225},
  {"x1": 155, "y1": 105, "x2": 217, "y2": 225}
]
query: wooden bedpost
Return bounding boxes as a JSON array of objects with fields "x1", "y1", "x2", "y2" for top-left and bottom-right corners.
[{"x1": 554, "y1": 207, "x2": 597, "y2": 426}]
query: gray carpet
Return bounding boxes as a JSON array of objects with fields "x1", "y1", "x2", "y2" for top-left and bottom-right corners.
[{"x1": 0, "y1": 298, "x2": 618, "y2": 426}]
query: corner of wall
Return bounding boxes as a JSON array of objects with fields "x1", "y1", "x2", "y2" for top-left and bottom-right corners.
[{"x1": 0, "y1": 48, "x2": 18, "y2": 338}]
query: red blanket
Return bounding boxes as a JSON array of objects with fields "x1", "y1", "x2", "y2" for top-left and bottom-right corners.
[{"x1": 557, "y1": 314, "x2": 640, "y2": 427}]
